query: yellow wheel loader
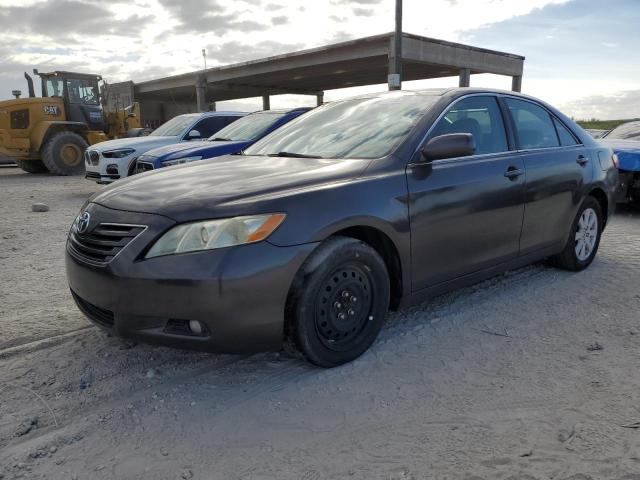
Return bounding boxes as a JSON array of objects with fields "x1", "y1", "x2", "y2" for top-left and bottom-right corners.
[{"x1": 0, "y1": 70, "x2": 141, "y2": 175}]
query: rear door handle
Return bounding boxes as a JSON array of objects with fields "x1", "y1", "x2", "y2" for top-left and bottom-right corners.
[
  {"x1": 577, "y1": 155, "x2": 589, "y2": 166},
  {"x1": 504, "y1": 166, "x2": 524, "y2": 180}
]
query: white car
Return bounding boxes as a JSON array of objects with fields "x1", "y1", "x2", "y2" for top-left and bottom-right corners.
[{"x1": 84, "y1": 111, "x2": 245, "y2": 184}]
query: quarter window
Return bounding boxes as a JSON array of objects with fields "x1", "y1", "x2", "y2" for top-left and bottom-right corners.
[
  {"x1": 428, "y1": 96, "x2": 508, "y2": 156},
  {"x1": 553, "y1": 117, "x2": 579, "y2": 146},
  {"x1": 506, "y1": 98, "x2": 559, "y2": 149}
]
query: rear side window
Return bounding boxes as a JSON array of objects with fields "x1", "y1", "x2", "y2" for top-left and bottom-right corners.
[
  {"x1": 553, "y1": 117, "x2": 579, "y2": 146},
  {"x1": 506, "y1": 98, "x2": 559, "y2": 149},
  {"x1": 193, "y1": 116, "x2": 229, "y2": 138},
  {"x1": 428, "y1": 96, "x2": 508, "y2": 155}
]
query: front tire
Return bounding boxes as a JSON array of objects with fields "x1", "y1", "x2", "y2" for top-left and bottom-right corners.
[
  {"x1": 551, "y1": 196, "x2": 603, "y2": 271},
  {"x1": 41, "y1": 131, "x2": 88, "y2": 176},
  {"x1": 286, "y1": 236, "x2": 390, "y2": 368}
]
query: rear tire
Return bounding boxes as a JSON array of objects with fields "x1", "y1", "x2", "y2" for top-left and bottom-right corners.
[
  {"x1": 285, "y1": 236, "x2": 390, "y2": 368},
  {"x1": 16, "y1": 159, "x2": 49, "y2": 174},
  {"x1": 41, "y1": 131, "x2": 88, "y2": 176},
  {"x1": 550, "y1": 196, "x2": 603, "y2": 271}
]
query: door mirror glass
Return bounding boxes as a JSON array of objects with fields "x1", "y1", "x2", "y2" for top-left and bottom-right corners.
[
  {"x1": 187, "y1": 129, "x2": 201, "y2": 140},
  {"x1": 421, "y1": 133, "x2": 476, "y2": 161}
]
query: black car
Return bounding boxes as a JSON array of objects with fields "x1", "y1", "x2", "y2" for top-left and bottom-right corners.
[{"x1": 66, "y1": 88, "x2": 618, "y2": 367}]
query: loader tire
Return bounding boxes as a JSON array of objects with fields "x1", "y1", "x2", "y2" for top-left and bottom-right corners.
[
  {"x1": 41, "y1": 131, "x2": 87, "y2": 176},
  {"x1": 17, "y1": 159, "x2": 49, "y2": 174}
]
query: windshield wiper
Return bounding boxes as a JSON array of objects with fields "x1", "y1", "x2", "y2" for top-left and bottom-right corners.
[
  {"x1": 210, "y1": 137, "x2": 231, "y2": 141},
  {"x1": 267, "y1": 151, "x2": 323, "y2": 159}
]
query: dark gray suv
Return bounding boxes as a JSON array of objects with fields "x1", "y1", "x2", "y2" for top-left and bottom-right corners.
[{"x1": 66, "y1": 88, "x2": 618, "y2": 367}]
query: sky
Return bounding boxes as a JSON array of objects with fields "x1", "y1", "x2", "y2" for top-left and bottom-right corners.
[{"x1": 0, "y1": 0, "x2": 637, "y2": 119}]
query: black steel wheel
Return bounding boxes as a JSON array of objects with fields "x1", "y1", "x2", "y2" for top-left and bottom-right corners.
[{"x1": 286, "y1": 236, "x2": 390, "y2": 367}]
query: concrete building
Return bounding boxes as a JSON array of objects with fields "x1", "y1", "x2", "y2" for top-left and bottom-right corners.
[{"x1": 117, "y1": 32, "x2": 524, "y2": 127}]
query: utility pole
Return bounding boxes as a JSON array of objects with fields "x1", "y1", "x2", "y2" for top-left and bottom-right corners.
[
  {"x1": 388, "y1": 0, "x2": 402, "y2": 90},
  {"x1": 202, "y1": 49, "x2": 207, "y2": 72}
]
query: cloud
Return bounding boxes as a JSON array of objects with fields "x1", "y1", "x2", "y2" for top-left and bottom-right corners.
[
  {"x1": 265, "y1": 3, "x2": 284, "y2": 11},
  {"x1": 271, "y1": 15, "x2": 289, "y2": 25},
  {"x1": 331, "y1": 0, "x2": 382, "y2": 4},
  {"x1": 561, "y1": 90, "x2": 640, "y2": 121},
  {"x1": 158, "y1": 0, "x2": 269, "y2": 34},
  {"x1": 0, "y1": 0, "x2": 153, "y2": 38},
  {"x1": 205, "y1": 40, "x2": 304, "y2": 65},
  {"x1": 353, "y1": 7, "x2": 375, "y2": 16}
]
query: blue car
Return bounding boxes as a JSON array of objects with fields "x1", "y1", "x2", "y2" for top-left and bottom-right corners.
[
  {"x1": 599, "y1": 120, "x2": 640, "y2": 205},
  {"x1": 134, "y1": 107, "x2": 311, "y2": 173}
]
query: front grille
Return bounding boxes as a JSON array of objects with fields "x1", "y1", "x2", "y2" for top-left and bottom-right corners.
[
  {"x1": 71, "y1": 290, "x2": 114, "y2": 327},
  {"x1": 85, "y1": 150, "x2": 100, "y2": 166},
  {"x1": 67, "y1": 223, "x2": 145, "y2": 266},
  {"x1": 135, "y1": 161, "x2": 154, "y2": 174},
  {"x1": 85, "y1": 171, "x2": 101, "y2": 180}
]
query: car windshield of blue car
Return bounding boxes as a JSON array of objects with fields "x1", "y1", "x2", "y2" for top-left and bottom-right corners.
[
  {"x1": 605, "y1": 122, "x2": 640, "y2": 140},
  {"x1": 244, "y1": 93, "x2": 439, "y2": 159},
  {"x1": 149, "y1": 114, "x2": 200, "y2": 137},
  {"x1": 208, "y1": 112, "x2": 287, "y2": 142}
]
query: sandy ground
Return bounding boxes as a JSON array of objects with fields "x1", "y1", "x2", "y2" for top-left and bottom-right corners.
[{"x1": 1, "y1": 166, "x2": 640, "y2": 480}]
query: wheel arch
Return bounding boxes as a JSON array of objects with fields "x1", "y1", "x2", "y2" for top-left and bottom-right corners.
[
  {"x1": 588, "y1": 186, "x2": 609, "y2": 227},
  {"x1": 31, "y1": 121, "x2": 89, "y2": 152}
]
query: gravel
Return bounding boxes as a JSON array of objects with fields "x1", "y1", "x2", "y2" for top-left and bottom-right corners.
[{"x1": 2, "y1": 167, "x2": 640, "y2": 479}]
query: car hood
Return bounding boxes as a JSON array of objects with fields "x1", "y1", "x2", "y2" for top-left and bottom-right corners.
[
  {"x1": 89, "y1": 136, "x2": 179, "y2": 153},
  {"x1": 148, "y1": 140, "x2": 247, "y2": 162},
  {"x1": 91, "y1": 155, "x2": 370, "y2": 222}
]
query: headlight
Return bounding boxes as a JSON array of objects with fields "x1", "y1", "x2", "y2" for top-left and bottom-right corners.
[
  {"x1": 163, "y1": 156, "x2": 202, "y2": 166},
  {"x1": 102, "y1": 148, "x2": 135, "y2": 158},
  {"x1": 145, "y1": 213, "x2": 286, "y2": 258}
]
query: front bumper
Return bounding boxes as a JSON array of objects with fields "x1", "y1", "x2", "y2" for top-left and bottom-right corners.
[
  {"x1": 84, "y1": 150, "x2": 136, "y2": 184},
  {"x1": 65, "y1": 203, "x2": 317, "y2": 353}
]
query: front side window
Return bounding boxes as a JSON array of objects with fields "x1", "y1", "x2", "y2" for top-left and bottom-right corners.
[
  {"x1": 149, "y1": 114, "x2": 199, "y2": 137},
  {"x1": 210, "y1": 112, "x2": 286, "y2": 142},
  {"x1": 45, "y1": 78, "x2": 64, "y2": 98},
  {"x1": 245, "y1": 93, "x2": 439, "y2": 159},
  {"x1": 506, "y1": 98, "x2": 559, "y2": 150},
  {"x1": 427, "y1": 96, "x2": 508, "y2": 156},
  {"x1": 66, "y1": 78, "x2": 99, "y2": 105}
]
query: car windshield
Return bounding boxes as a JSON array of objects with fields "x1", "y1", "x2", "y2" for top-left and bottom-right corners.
[
  {"x1": 149, "y1": 115, "x2": 199, "y2": 137},
  {"x1": 605, "y1": 122, "x2": 640, "y2": 140},
  {"x1": 244, "y1": 93, "x2": 439, "y2": 159},
  {"x1": 209, "y1": 112, "x2": 287, "y2": 142}
]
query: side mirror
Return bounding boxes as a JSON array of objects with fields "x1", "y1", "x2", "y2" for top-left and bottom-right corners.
[
  {"x1": 421, "y1": 133, "x2": 475, "y2": 162},
  {"x1": 187, "y1": 129, "x2": 201, "y2": 140}
]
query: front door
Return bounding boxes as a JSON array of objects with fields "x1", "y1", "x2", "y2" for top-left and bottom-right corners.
[{"x1": 407, "y1": 95, "x2": 525, "y2": 291}]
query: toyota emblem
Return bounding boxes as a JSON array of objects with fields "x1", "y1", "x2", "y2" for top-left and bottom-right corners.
[{"x1": 75, "y1": 212, "x2": 91, "y2": 234}]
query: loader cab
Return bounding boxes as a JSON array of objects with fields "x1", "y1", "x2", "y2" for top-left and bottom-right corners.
[{"x1": 36, "y1": 70, "x2": 106, "y2": 133}]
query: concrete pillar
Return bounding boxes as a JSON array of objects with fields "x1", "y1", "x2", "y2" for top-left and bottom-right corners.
[
  {"x1": 262, "y1": 95, "x2": 270, "y2": 110},
  {"x1": 195, "y1": 74, "x2": 207, "y2": 112},
  {"x1": 459, "y1": 68, "x2": 471, "y2": 87},
  {"x1": 389, "y1": 0, "x2": 402, "y2": 91},
  {"x1": 316, "y1": 93, "x2": 324, "y2": 107},
  {"x1": 511, "y1": 75, "x2": 522, "y2": 92},
  {"x1": 211, "y1": 102, "x2": 216, "y2": 111}
]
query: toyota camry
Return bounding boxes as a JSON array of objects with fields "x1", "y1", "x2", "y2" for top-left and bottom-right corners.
[{"x1": 66, "y1": 88, "x2": 618, "y2": 367}]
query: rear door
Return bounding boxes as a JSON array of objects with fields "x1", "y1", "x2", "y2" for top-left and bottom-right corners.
[
  {"x1": 407, "y1": 95, "x2": 526, "y2": 291},
  {"x1": 502, "y1": 97, "x2": 591, "y2": 254}
]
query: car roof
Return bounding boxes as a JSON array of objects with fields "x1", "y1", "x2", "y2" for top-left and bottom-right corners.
[{"x1": 248, "y1": 107, "x2": 313, "y2": 115}]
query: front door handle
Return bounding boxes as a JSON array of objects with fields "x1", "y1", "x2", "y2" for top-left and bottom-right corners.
[
  {"x1": 504, "y1": 166, "x2": 524, "y2": 180},
  {"x1": 577, "y1": 155, "x2": 589, "y2": 166}
]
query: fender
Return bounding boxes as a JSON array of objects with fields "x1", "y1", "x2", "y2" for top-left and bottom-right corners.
[{"x1": 30, "y1": 121, "x2": 88, "y2": 152}]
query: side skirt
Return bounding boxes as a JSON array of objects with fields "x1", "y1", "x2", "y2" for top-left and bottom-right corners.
[{"x1": 403, "y1": 243, "x2": 562, "y2": 308}]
